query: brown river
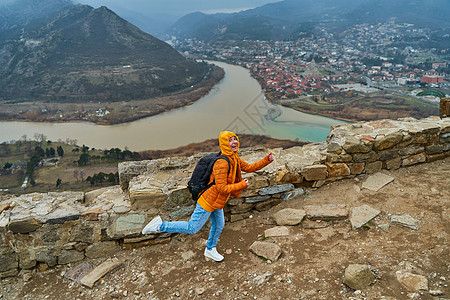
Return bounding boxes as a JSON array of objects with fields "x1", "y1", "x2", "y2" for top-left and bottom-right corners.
[{"x1": 0, "y1": 61, "x2": 347, "y2": 151}]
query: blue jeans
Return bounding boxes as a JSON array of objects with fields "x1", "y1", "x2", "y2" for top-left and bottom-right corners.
[{"x1": 159, "y1": 203, "x2": 224, "y2": 250}]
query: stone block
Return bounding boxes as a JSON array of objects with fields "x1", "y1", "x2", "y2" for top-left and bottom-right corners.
[
  {"x1": 349, "y1": 163, "x2": 365, "y2": 175},
  {"x1": 85, "y1": 241, "x2": 120, "y2": 259},
  {"x1": 427, "y1": 153, "x2": 446, "y2": 163},
  {"x1": 70, "y1": 227, "x2": 94, "y2": 244},
  {"x1": 0, "y1": 268, "x2": 19, "y2": 279},
  {"x1": 129, "y1": 189, "x2": 166, "y2": 210},
  {"x1": 361, "y1": 173, "x2": 394, "y2": 192},
  {"x1": 0, "y1": 252, "x2": 18, "y2": 272},
  {"x1": 350, "y1": 205, "x2": 380, "y2": 230},
  {"x1": 425, "y1": 144, "x2": 444, "y2": 155},
  {"x1": 19, "y1": 250, "x2": 36, "y2": 269},
  {"x1": 325, "y1": 162, "x2": 350, "y2": 177},
  {"x1": 80, "y1": 260, "x2": 123, "y2": 288},
  {"x1": 326, "y1": 153, "x2": 353, "y2": 163},
  {"x1": 402, "y1": 153, "x2": 426, "y2": 167},
  {"x1": 399, "y1": 146, "x2": 425, "y2": 156},
  {"x1": 46, "y1": 208, "x2": 81, "y2": 224},
  {"x1": 170, "y1": 206, "x2": 195, "y2": 219},
  {"x1": 115, "y1": 214, "x2": 145, "y2": 233},
  {"x1": 343, "y1": 264, "x2": 375, "y2": 290},
  {"x1": 42, "y1": 229, "x2": 61, "y2": 243},
  {"x1": 376, "y1": 149, "x2": 398, "y2": 161},
  {"x1": 258, "y1": 184, "x2": 294, "y2": 196},
  {"x1": 396, "y1": 271, "x2": 428, "y2": 291},
  {"x1": 245, "y1": 196, "x2": 271, "y2": 204},
  {"x1": 304, "y1": 204, "x2": 348, "y2": 220},
  {"x1": 365, "y1": 161, "x2": 383, "y2": 174},
  {"x1": 275, "y1": 167, "x2": 301, "y2": 184},
  {"x1": 58, "y1": 250, "x2": 85, "y2": 265},
  {"x1": 343, "y1": 137, "x2": 373, "y2": 154},
  {"x1": 249, "y1": 241, "x2": 282, "y2": 261},
  {"x1": 36, "y1": 249, "x2": 58, "y2": 267},
  {"x1": 273, "y1": 208, "x2": 306, "y2": 226},
  {"x1": 385, "y1": 157, "x2": 401, "y2": 170},
  {"x1": 8, "y1": 216, "x2": 42, "y2": 234},
  {"x1": 300, "y1": 165, "x2": 328, "y2": 181},
  {"x1": 248, "y1": 175, "x2": 270, "y2": 189},
  {"x1": 350, "y1": 152, "x2": 373, "y2": 163},
  {"x1": 264, "y1": 226, "x2": 289, "y2": 238},
  {"x1": 118, "y1": 161, "x2": 150, "y2": 190},
  {"x1": 391, "y1": 214, "x2": 420, "y2": 230},
  {"x1": 168, "y1": 188, "x2": 192, "y2": 207},
  {"x1": 374, "y1": 132, "x2": 403, "y2": 151}
]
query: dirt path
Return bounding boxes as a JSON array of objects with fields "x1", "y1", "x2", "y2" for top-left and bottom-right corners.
[{"x1": 1, "y1": 157, "x2": 449, "y2": 300}]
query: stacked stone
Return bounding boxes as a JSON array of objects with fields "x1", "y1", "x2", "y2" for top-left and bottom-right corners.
[
  {"x1": 2, "y1": 117, "x2": 449, "y2": 278},
  {"x1": 0, "y1": 187, "x2": 171, "y2": 279}
]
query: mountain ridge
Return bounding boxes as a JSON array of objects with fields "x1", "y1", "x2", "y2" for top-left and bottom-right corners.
[
  {"x1": 168, "y1": 0, "x2": 450, "y2": 41},
  {"x1": 0, "y1": 0, "x2": 210, "y2": 102}
]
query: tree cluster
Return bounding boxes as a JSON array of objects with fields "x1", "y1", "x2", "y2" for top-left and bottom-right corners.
[{"x1": 86, "y1": 172, "x2": 119, "y2": 186}]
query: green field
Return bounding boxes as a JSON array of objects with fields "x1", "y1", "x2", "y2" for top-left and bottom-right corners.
[{"x1": 0, "y1": 141, "x2": 135, "y2": 195}]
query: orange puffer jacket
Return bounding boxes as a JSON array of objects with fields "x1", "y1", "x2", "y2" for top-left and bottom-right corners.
[{"x1": 197, "y1": 131, "x2": 272, "y2": 212}]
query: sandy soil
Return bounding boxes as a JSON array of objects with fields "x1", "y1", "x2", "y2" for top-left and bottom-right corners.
[{"x1": 1, "y1": 157, "x2": 449, "y2": 300}]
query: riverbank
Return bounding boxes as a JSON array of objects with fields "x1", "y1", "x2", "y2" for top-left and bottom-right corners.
[{"x1": 0, "y1": 65, "x2": 224, "y2": 125}]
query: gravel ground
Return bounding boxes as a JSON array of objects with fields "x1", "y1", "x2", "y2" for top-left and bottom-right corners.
[{"x1": 1, "y1": 157, "x2": 449, "y2": 300}]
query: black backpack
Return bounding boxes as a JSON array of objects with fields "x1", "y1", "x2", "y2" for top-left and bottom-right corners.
[{"x1": 187, "y1": 152, "x2": 231, "y2": 201}]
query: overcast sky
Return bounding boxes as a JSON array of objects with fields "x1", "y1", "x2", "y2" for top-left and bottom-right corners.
[{"x1": 73, "y1": 0, "x2": 279, "y2": 17}]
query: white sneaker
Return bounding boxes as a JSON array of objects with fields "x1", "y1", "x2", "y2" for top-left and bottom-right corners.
[
  {"x1": 142, "y1": 216, "x2": 162, "y2": 234},
  {"x1": 204, "y1": 247, "x2": 224, "y2": 262}
]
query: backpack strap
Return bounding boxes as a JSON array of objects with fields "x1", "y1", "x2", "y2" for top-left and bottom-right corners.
[{"x1": 198, "y1": 153, "x2": 231, "y2": 199}]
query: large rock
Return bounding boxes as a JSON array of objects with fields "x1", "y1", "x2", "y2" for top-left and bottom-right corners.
[
  {"x1": 0, "y1": 251, "x2": 18, "y2": 272},
  {"x1": 129, "y1": 188, "x2": 166, "y2": 210},
  {"x1": 325, "y1": 163, "x2": 350, "y2": 177},
  {"x1": 264, "y1": 226, "x2": 289, "y2": 238},
  {"x1": 304, "y1": 204, "x2": 348, "y2": 220},
  {"x1": 402, "y1": 153, "x2": 426, "y2": 167},
  {"x1": 361, "y1": 173, "x2": 394, "y2": 192},
  {"x1": 343, "y1": 264, "x2": 376, "y2": 290},
  {"x1": 273, "y1": 208, "x2": 306, "y2": 226},
  {"x1": 115, "y1": 214, "x2": 145, "y2": 233},
  {"x1": 168, "y1": 188, "x2": 192, "y2": 207},
  {"x1": 343, "y1": 136, "x2": 373, "y2": 154},
  {"x1": 58, "y1": 250, "x2": 85, "y2": 265},
  {"x1": 350, "y1": 205, "x2": 380, "y2": 230},
  {"x1": 301, "y1": 165, "x2": 327, "y2": 181},
  {"x1": 374, "y1": 132, "x2": 403, "y2": 151},
  {"x1": 8, "y1": 216, "x2": 42, "y2": 233},
  {"x1": 258, "y1": 184, "x2": 294, "y2": 196},
  {"x1": 249, "y1": 241, "x2": 282, "y2": 261},
  {"x1": 391, "y1": 214, "x2": 420, "y2": 230},
  {"x1": 70, "y1": 226, "x2": 95, "y2": 244},
  {"x1": 395, "y1": 271, "x2": 428, "y2": 291}
]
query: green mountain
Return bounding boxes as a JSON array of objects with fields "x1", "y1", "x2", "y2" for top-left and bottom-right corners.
[
  {"x1": 169, "y1": 0, "x2": 450, "y2": 41},
  {"x1": 0, "y1": 1, "x2": 209, "y2": 102}
]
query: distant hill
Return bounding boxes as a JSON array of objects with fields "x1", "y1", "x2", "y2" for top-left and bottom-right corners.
[
  {"x1": 0, "y1": 0, "x2": 209, "y2": 102},
  {"x1": 168, "y1": 0, "x2": 450, "y2": 41}
]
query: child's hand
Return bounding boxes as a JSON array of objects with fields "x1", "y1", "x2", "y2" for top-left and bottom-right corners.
[
  {"x1": 268, "y1": 152, "x2": 274, "y2": 162},
  {"x1": 243, "y1": 178, "x2": 249, "y2": 187}
]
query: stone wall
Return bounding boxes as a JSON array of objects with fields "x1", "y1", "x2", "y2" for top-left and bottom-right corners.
[{"x1": 1, "y1": 116, "x2": 449, "y2": 278}]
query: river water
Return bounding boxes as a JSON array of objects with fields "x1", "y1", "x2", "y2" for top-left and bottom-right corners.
[{"x1": 0, "y1": 62, "x2": 347, "y2": 151}]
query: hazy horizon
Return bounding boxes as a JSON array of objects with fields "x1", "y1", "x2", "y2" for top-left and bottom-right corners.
[{"x1": 73, "y1": 0, "x2": 279, "y2": 17}]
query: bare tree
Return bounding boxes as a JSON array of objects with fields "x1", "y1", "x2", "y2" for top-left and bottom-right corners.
[
  {"x1": 80, "y1": 171, "x2": 85, "y2": 184},
  {"x1": 73, "y1": 170, "x2": 79, "y2": 182}
]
